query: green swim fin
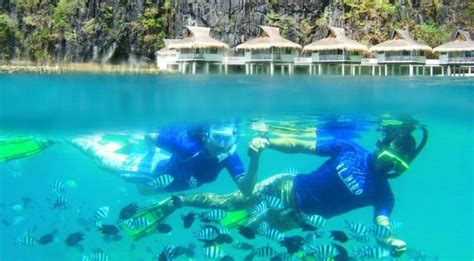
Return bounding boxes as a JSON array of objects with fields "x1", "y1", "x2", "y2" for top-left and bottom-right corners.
[
  {"x1": 119, "y1": 199, "x2": 176, "y2": 240},
  {"x1": 0, "y1": 136, "x2": 52, "y2": 162},
  {"x1": 220, "y1": 209, "x2": 250, "y2": 229}
]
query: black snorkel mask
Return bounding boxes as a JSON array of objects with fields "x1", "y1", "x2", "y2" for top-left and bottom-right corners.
[{"x1": 377, "y1": 126, "x2": 428, "y2": 179}]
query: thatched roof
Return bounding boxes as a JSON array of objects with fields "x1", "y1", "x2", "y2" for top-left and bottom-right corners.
[
  {"x1": 303, "y1": 27, "x2": 368, "y2": 52},
  {"x1": 370, "y1": 29, "x2": 432, "y2": 52},
  {"x1": 156, "y1": 39, "x2": 181, "y2": 55},
  {"x1": 162, "y1": 26, "x2": 229, "y2": 50},
  {"x1": 236, "y1": 26, "x2": 302, "y2": 50},
  {"x1": 433, "y1": 30, "x2": 474, "y2": 52}
]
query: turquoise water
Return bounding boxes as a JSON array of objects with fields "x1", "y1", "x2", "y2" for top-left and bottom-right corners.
[{"x1": 0, "y1": 74, "x2": 473, "y2": 260}]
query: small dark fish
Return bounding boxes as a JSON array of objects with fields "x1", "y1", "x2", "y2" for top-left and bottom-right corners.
[
  {"x1": 65, "y1": 232, "x2": 84, "y2": 247},
  {"x1": 173, "y1": 243, "x2": 195, "y2": 258},
  {"x1": 330, "y1": 230, "x2": 349, "y2": 243},
  {"x1": 158, "y1": 245, "x2": 174, "y2": 261},
  {"x1": 333, "y1": 243, "x2": 349, "y2": 261},
  {"x1": 300, "y1": 222, "x2": 318, "y2": 231},
  {"x1": 39, "y1": 230, "x2": 57, "y2": 245},
  {"x1": 214, "y1": 234, "x2": 234, "y2": 245},
  {"x1": 119, "y1": 202, "x2": 138, "y2": 220},
  {"x1": 280, "y1": 235, "x2": 305, "y2": 254},
  {"x1": 98, "y1": 224, "x2": 120, "y2": 235},
  {"x1": 182, "y1": 211, "x2": 196, "y2": 228},
  {"x1": 220, "y1": 255, "x2": 234, "y2": 261},
  {"x1": 238, "y1": 225, "x2": 256, "y2": 239},
  {"x1": 232, "y1": 242, "x2": 254, "y2": 251},
  {"x1": 157, "y1": 223, "x2": 172, "y2": 234}
]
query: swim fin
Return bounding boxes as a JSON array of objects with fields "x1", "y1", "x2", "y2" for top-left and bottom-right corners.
[
  {"x1": 0, "y1": 136, "x2": 52, "y2": 162},
  {"x1": 119, "y1": 198, "x2": 177, "y2": 240},
  {"x1": 220, "y1": 209, "x2": 250, "y2": 229}
]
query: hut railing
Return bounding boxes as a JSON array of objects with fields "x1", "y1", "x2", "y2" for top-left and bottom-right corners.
[
  {"x1": 249, "y1": 53, "x2": 294, "y2": 62},
  {"x1": 176, "y1": 53, "x2": 224, "y2": 61},
  {"x1": 379, "y1": 55, "x2": 426, "y2": 63},
  {"x1": 446, "y1": 57, "x2": 474, "y2": 63},
  {"x1": 316, "y1": 55, "x2": 362, "y2": 62}
]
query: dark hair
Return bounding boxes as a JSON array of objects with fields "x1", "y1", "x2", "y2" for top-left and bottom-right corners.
[{"x1": 392, "y1": 134, "x2": 417, "y2": 158}]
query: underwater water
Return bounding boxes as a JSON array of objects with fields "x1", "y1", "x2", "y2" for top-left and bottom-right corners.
[{"x1": 0, "y1": 74, "x2": 473, "y2": 260}]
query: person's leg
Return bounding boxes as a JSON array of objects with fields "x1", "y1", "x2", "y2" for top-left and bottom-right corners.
[
  {"x1": 70, "y1": 134, "x2": 128, "y2": 173},
  {"x1": 179, "y1": 173, "x2": 297, "y2": 211}
]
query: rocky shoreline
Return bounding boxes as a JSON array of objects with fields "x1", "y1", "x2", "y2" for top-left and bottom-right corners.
[{"x1": 0, "y1": 62, "x2": 168, "y2": 74}]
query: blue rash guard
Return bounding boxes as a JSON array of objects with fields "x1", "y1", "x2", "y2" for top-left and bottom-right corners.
[
  {"x1": 293, "y1": 139, "x2": 394, "y2": 219},
  {"x1": 154, "y1": 128, "x2": 246, "y2": 192}
]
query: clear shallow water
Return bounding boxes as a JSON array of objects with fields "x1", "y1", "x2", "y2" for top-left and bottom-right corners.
[{"x1": 0, "y1": 74, "x2": 473, "y2": 260}]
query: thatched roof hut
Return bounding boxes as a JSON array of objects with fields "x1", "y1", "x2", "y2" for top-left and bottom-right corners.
[
  {"x1": 433, "y1": 30, "x2": 474, "y2": 52},
  {"x1": 303, "y1": 27, "x2": 368, "y2": 52},
  {"x1": 370, "y1": 29, "x2": 432, "y2": 52},
  {"x1": 163, "y1": 26, "x2": 229, "y2": 50},
  {"x1": 235, "y1": 26, "x2": 302, "y2": 51}
]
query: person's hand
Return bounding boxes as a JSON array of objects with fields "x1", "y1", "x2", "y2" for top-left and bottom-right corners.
[
  {"x1": 249, "y1": 138, "x2": 269, "y2": 153},
  {"x1": 380, "y1": 236, "x2": 407, "y2": 257}
]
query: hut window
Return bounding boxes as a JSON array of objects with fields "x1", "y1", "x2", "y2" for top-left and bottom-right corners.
[
  {"x1": 467, "y1": 51, "x2": 474, "y2": 57},
  {"x1": 337, "y1": 49, "x2": 343, "y2": 55},
  {"x1": 402, "y1": 51, "x2": 410, "y2": 56},
  {"x1": 284, "y1": 48, "x2": 292, "y2": 54},
  {"x1": 210, "y1": 48, "x2": 218, "y2": 54}
]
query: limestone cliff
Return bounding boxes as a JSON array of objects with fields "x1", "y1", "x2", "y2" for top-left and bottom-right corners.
[{"x1": 0, "y1": 0, "x2": 471, "y2": 63}]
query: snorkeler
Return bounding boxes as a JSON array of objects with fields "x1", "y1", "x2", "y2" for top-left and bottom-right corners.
[
  {"x1": 128, "y1": 120, "x2": 427, "y2": 256},
  {"x1": 70, "y1": 122, "x2": 259, "y2": 196}
]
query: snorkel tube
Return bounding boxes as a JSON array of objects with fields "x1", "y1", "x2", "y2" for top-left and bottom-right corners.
[{"x1": 385, "y1": 126, "x2": 428, "y2": 179}]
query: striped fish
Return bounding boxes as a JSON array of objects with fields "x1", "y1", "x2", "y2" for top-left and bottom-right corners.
[
  {"x1": 371, "y1": 224, "x2": 392, "y2": 240},
  {"x1": 257, "y1": 222, "x2": 285, "y2": 242},
  {"x1": 390, "y1": 220, "x2": 403, "y2": 230},
  {"x1": 310, "y1": 244, "x2": 339, "y2": 259},
  {"x1": 255, "y1": 245, "x2": 277, "y2": 257},
  {"x1": 121, "y1": 219, "x2": 135, "y2": 229},
  {"x1": 302, "y1": 214, "x2": 326, "y2": 229},
  {"x1": 94, "y1": 206, "x2": 109, "y2": 222},
  {"x1": 200, "y1": 209, "x2": 227, "y2": 222},
  {"x1": 147, "y1": 174, "x2": 174, "y2": 189},
  {"x1": 270, "y1": 252, "x2": 294, "y2": 261},
  {"x1": 51, "y1": 180, "x2": 65, "y2": 193},
  {"x1": 90, "y1": 252, "x2": 110, "y2": 261},
  {"x1": 263, "y1": 196, "x2": 284, "y2": 209},
  {"x1": 194, "y1": 226, "x2": 219, "y2": 241},
  {"x1": 202, "y1": 245, "x2": 224, "y2": 259},
  {"x1": 355, "y1": 246, "x2": 390, "y2": 259},
  {"x1": 159, "y1": 245, "x2": 174, "y2": 261},
  {"x1": 352, "y1": 233, "x2": 371, "y2": 243},
  {"x1": 131, "y1": 216, "x2": 150, "y2": 229},
  {"x1": 345, "y1": 220, "x2": 370, "y2": 236},
  {"x1": 219, "y1": 227, "x2": 230, "y2": 235},
  {"x1": 15, "y1": 233, "x2": 38, "y2": 246},
  {"x1": 251, "y1": 201, "x2": 268, "y2": 217},
  {"x1": 52, "y1": 196, "x2": 68, "y2": 209}
]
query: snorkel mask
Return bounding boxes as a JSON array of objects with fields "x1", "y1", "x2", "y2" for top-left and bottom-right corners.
[
  {"x1": 376, "y1": 125, "x2": 428, "y2": 179},
  {"x1": 203, "y1": 124, "x2": 239, "y2": 159}
]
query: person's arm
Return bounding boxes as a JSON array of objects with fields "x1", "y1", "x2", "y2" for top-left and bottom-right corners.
[
  {"x1": 250, "y1": 137, "x2": 315, "y2": 154},
  {"x1": 223, "y1": 152, "x2": 256, "y2": 197},
  {"x1": 373, "y1": 179, "x2": 406, "y2": 257}
]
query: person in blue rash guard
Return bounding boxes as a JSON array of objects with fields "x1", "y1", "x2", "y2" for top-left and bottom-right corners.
[
  {"x1": 71, "y1": 123, "x2": 259, "y2": 196},
  {"x1": 144, "y1": 123, "x2": 427, "y2": 257}
]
